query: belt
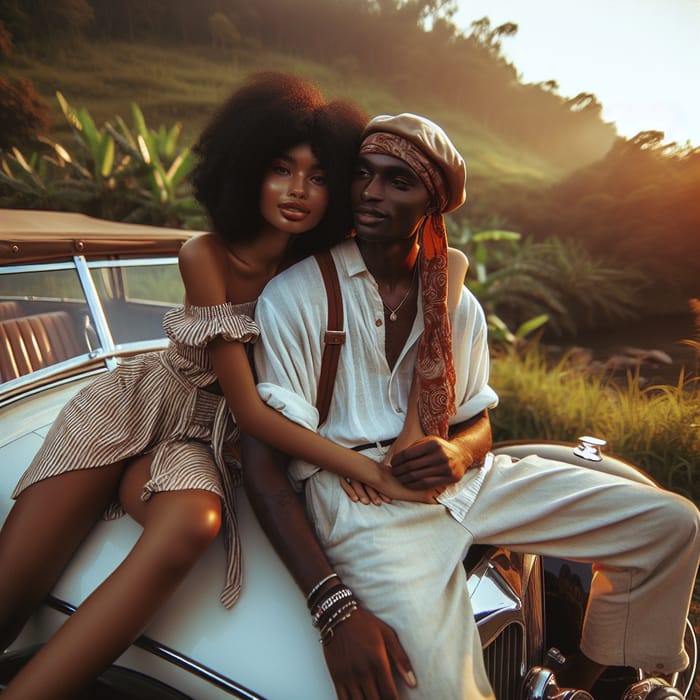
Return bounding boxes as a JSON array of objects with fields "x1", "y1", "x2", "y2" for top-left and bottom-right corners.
[{"x1": 351, "y1": 437, "x2": 396, "y2": 452}]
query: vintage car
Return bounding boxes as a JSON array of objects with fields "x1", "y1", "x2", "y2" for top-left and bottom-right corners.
[{"x1": 0, "y1": 209, "x2": 696, "y2": 699}]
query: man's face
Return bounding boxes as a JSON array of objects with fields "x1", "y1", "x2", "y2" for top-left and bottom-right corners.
[{"x1": 351, "y1": 153, "x2": 431, "y2": 243}]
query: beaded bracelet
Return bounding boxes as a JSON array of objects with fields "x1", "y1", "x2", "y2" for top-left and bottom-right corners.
[
  {"x1": 306, "y1": 572, "x2": 339, "y2": 608},
  {"x1": 319, "y1": 604, "x2": 358, "y2": 646},
  {"x1": 311, "y1": 585, "x2": 354, "y2": 620},
  {"x1": 319, "y1": 607, "x2": 358, "y2": 646},
  {"x1": 319, "y1": 599, "x2": 358, "y2": 633},
  {"x1": 312, "y1": 588, "x2": 356, "y2": 628}
]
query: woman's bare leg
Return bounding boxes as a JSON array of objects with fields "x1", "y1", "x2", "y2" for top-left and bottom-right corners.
[
  {"x1": 0, "y1": 463, "x2": 125, "y2": 651},
  {"x1": 2, "y1": 453, "x2": 222, "y2": 700}
]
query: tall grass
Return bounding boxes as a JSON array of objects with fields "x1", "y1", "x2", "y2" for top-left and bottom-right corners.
[{"x1": 490, "y1": 346, "x2": 700, "y2": 501}]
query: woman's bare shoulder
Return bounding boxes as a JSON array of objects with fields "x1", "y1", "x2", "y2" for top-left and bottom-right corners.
[
  {"x1": 179, "y1": 233, "x2": 231, "y2": 305},
  {"x1": 179, "y1": 232, "x2": 225, "y2": 261}
]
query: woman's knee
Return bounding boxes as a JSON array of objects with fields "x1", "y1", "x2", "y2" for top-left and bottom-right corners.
[{"x1": 144, "y1": 491, "x2": 222, "y2": 567}]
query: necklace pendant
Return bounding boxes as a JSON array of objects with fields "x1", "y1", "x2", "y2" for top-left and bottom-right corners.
[{"x1": 389, "y1": 311, "x2": 397, "y2": 321}]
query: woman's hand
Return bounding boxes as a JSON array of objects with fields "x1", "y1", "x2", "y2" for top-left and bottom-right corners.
[
  {"x1": 338, "y1": 469, "x2": 442, "y2": 506},
  {"x1": 339, "y1": 476, "x2": 389, "y2": 506}
]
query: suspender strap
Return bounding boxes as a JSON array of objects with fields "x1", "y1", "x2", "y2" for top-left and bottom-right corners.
[{"x1": 315, "y1": 250, "x2": 345, "y2": 426}]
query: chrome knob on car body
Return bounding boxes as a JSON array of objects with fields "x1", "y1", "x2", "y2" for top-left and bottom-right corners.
[{"x1": 573, "y1": 435, "x2": 606, "y2": 462}]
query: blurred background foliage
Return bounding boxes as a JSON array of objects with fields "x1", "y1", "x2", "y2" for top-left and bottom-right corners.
[{"x1": 0, "y1": 0, "x2": 698, "y2": 333}]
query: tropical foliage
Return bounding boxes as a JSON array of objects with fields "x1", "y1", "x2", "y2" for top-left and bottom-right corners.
[
  {"x1": 0, "y1": 93, "x2": 203, "y2": 227},
  {"x1": 2, "y1": 0, "x2": 698, "y2": 317},
  {"x1": 453, "y1": 227, "x2": 646, "y2": 342}
]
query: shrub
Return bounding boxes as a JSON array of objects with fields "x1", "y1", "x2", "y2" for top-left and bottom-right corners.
[
  {"x1": 0, "y1": 21, "x2": 13, "y2": 59},
  {"x1": 0, "y1": 76, "x2": 51, "y2": 149}
]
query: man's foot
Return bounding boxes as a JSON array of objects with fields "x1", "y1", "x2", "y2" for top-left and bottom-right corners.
[
  {"x1": 521, "y1": 667, "x2": 594, "y2": 699},
  {"x1": 621, "y1": 677, "x2": 684, "y2": 699}
]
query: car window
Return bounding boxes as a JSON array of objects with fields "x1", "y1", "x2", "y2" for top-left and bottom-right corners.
[
  {"x1": 0, "y1": 268, "x2": 84, "y2": 301},
  {"x1": 0, "y1": 258, "x2": 184, "y2": 385},
  {"x1": 88, "y1": 259, "x2": 184, "y2": 345},
  {"x1": 0, "y1": 265, "x2": 95, "y2": 383}
]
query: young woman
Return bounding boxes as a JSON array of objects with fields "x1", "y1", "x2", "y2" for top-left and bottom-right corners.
[{"x1": 0, "y1": 72, "x2": 429, "y2": 700}]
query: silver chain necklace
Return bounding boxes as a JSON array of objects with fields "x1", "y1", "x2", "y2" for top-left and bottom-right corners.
[{"x1": 382, "y1": 263, "x2": 418, "y2": 322}]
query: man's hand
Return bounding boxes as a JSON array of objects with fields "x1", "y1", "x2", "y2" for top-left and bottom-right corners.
[
  {"x1": 389, "y1": 435, "x2": 472, "y2": 489},
  {"x1": 389, "y1": 411, "x2": 492, "y2": 490},
  {"x1": 324, "y1": 607, "x2": 417, "y2": 700}
]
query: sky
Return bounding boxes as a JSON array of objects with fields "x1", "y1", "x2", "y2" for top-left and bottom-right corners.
[{"x1": 452, "y1": 0, "x2": 700, "y2": 146}]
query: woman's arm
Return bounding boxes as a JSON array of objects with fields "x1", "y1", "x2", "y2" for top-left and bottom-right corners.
[{"x1": 179, "y1": 235, "x2": 432, "y2": 502}]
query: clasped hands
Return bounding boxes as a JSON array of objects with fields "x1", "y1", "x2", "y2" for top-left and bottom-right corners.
[{"x1": 339, "y1": 435, "x2": 474, "y2": 505}]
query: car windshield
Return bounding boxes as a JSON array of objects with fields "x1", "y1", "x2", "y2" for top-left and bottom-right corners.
[{"x1": 0, "y1": 256, "x2": 184, "y2": 387}]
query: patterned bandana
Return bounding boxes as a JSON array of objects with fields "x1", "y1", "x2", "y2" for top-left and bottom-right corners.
[{"x1": 360, "y1": 133, "x2": 457, "y2": 438}]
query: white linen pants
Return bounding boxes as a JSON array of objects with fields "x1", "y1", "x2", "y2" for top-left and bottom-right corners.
[{"x1": 304, "y1": 453, "x2": 700, "y2": 700}]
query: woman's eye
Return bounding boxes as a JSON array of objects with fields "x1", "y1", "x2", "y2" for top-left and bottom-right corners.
[
  {"x1": 311, "y1": 173, "x2": 327, "y2": 186},
  {"x1": 272, "y1": 164, "x2": 290, "y2": 175}
]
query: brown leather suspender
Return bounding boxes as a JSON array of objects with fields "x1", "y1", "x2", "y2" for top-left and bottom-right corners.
[{"x1": 314, "y1": 250, "x2": 345, "y2": 426}]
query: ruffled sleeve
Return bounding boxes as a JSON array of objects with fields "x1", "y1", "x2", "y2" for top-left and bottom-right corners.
[{"x1": 164, "y1": 302, "x2": 259, "y2": 347}]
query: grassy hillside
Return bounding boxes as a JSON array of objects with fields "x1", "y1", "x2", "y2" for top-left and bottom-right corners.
[{"x1": 6, "y1": 39, "x2": 563, "y2": 187}]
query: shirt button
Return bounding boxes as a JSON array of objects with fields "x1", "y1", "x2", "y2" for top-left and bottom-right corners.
[{"x1": 375, "y1": 318, "x2": 383, "y2": 327}]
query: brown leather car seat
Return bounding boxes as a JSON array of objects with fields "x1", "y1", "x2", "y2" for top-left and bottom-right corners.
[
  {"x1": 0, "y1": 301, "x2": 22, "y2": 321},
  {"x1": 0, "y1": 311, "x2": 84, "y2": 382}
]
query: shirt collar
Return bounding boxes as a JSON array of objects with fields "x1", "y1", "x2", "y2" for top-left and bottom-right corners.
[{"x1": 336, "y1": 237, "x2": 369, "y2": 278}]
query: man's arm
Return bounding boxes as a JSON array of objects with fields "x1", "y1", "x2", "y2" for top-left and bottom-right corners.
[
  {"x1": 389, "y1": 409, "x2": 492, "y2": 489},
  {"x1": 241, "y1": 434, "x2": 417, "y2": 699}
]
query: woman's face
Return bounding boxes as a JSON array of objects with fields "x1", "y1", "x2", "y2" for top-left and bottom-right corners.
[{"x1": 259, "y1": 143, "x2": 329, "y2": 235}]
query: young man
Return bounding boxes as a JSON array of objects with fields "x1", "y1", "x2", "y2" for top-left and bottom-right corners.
[{"x1": 242, "y1": 113, "x2": 700, "y2": 699}]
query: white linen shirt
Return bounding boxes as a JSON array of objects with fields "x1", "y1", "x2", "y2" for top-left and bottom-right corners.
[{"x1": 255, "y1": 238, "x2": 499, "y2": 518}]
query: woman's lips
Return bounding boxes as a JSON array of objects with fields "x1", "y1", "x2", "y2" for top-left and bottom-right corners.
[{"x1": 279, "y1": 204, "x2": 310, "y2": 221}]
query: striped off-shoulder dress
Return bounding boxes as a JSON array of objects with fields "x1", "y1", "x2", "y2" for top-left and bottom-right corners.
[{"x1": 13, "y1": 301, "x2": 258, "y2": 609}]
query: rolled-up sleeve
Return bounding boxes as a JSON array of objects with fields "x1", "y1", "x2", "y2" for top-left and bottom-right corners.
[{"x1": 254, "y1": 260, "x2": 325, "y2": 433}]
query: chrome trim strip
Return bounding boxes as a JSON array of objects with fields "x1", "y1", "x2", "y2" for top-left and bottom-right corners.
[
  {"x1": 0, "y1": 342, "x2": 169, "y2": 404},
  {"x1": 73, "y1": 254, "x2": 117, "y2": 368},
  {"x1": 85, "y1": 257, "x2": 179, "y2": 269},
  {"x1": 45, "y1": 596, "x2": 265, "y2": 700},
  {"x1": 0, "y1": 360, "x2": 106, "y2": 406},
  {"x1": 0, "y1": 261, "x2": 75, "y2": 274}
]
